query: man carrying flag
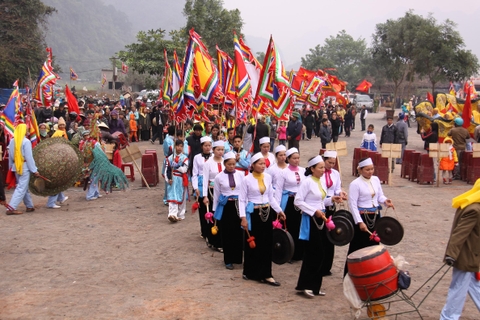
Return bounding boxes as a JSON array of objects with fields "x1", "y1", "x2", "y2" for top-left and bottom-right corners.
[{"x1": 6, "y1": 124, "x2": 40, "y2": 215}]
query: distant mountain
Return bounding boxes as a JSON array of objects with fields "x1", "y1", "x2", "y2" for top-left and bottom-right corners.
[
  {"x1": 102, "y1": 0, "x2": 186, "y2": 35},
  {"x1": 42, "y1": 0, "x2": 135, "y2": 81}
]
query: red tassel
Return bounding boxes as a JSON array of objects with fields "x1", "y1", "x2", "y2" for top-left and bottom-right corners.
[
  {"x1": 476, "y1": 272, "x2": 480, "y2": 281},
  {"x1": 6, "y1": 169, "x2": 16, "y2": 190},
  {"x1": 191, "y1": 201, "x2": 199, "y2": 214}
]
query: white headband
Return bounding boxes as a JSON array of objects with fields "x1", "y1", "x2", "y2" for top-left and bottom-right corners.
[
  {"x1": 323, "y1": 150, "x2": 337, "y2": 158},
  {"x1": 358, "y1": 158, "x2": 374, "y2": 168},
  {"x1": 250, "y1": 152, "x2": 263, "y2": 166},
  {"x1": 308, "y1": 155, "x2": 324, "y2": 168},
  {"x1": 213, "y1": 140, "x2": 225, "y2": 148},
  {"x1": 286, "y1": 147, "x2": 299, "y2": 158},
  {"x1": 200, "y1": 136, "x2": 212, "y2": 144},
  {"x1": 259, "y1": 137, "x2": 270, "y2": 145},
  {"x1": 224, "y1": 151, "x2": 236, "y2": 161},
  {"x1": 274, "y1": 145, "x2": 286, "y2": 154}
]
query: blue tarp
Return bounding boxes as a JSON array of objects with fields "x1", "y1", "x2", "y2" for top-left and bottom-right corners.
[{"x1": 0, "y1": 88, "x2": 27, "y2": 105}]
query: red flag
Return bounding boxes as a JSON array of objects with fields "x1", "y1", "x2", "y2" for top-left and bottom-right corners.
[
  {"x1": 427, "y1": 92, "x2": 434, "y2": 104},
  {"x1": 355, "y1": 79, "x2": 372, "y2": 93},
  {"x1": 65, "y1": 84, "x2": 80, "y2": 115},
  {"x1": 462, "y1": 87, "x2": 472, "y2": 129}
]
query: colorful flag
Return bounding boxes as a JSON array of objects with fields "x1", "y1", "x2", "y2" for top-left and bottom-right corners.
[
  {"x1": 304, "y1": 76, "x2": 325, "y2": 95},
  {"x1": 24, "y1": 86, "x2": 40, "y2": 148},
  {"x1": 34, "y1": 60, "x2": 57, "y2": 107},
  {"x1": 238, "y1": 37, "x2": 262, "y2": 100},
  {"x1": 216, "y1": 45, "x2": 234, "y2": 108},
  {"x1": 355, "y1": 79, "x2": 372, "y2": 93},
  {"x1": 101, "y1": 73, "x2": 107, "y2": 87},
  {"x1": 234, "y1": 33, "x2": 253, "y2": 113},
  {"x1": 462, "y1": 86, "x2": 472, "y2": 129},
  {"x1": 183, "y1": 29, "x2": 223, "y2": 112},
  {"x1": 426, "y1": 92, "x2": 434, "y2": 104},
  {"x1": 256, "y1": 36, "x2": 292, "y2": 118},
  {"x1": 70, "y1": 67, "x2": 78, "y2": 80},
  {"x1": 291, "y1": 67, "x2": 316, "y2": 96},
  {"x1": 449, "y1": 82, "x2": 455, "y2": 95},
  {"x1": 121, "y1": 62, "x2": 129, "y2": 74},
  {"x1": 172, "y1": 50, "x2": 186, "y2": 122},
  {"x1": 65, "y1": 84, "x2": 80, "y2": 115},
  {"x1": 162, "y1": 50, "x2": 173, "y2": 108},
  {"x1": 1, "y1": 86, "x2": 20, "y2": 137}
]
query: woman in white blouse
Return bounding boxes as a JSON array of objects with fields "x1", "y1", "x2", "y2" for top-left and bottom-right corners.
[
  {"x1": 294, "y1": 155, "x2": 342, "y2": 298},
  {"x1": 275, "y1": 147, "x2": 305, "y2": 261},
  {"x1": 345, "y1": 157, "x2": 394, "y2": 276},
  {"x1": 267, "y1": 145, "x2": 287, "y2": 186},
  {"x1": 259, "y1": 136, "x2": 276, "y2": 169},
  {"x1": 239, "y1": 153, "x2": 286, "y2": 286},
  {"x1": 213, "y1": 152, "x2": 245, "y2": 270},
  {"x1": 320, "y1": 150, "x2": 348, "y2": 276},
  {"x1": 202, "y1": 140, "x2": 225, "y2": 252},
  {"x1": 192, "y1": 136, "x2": 212, "y2": 240}
]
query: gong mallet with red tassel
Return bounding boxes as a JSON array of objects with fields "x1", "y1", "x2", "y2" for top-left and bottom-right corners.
[
  {"x1": 366, "y1": 230, "x2": 381, "y2": 243},
  {"x1": 245, "y1": 229, "x2": 256, "y2": 249}
]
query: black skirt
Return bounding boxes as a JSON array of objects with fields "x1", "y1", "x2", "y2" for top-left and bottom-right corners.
[
  {"x1": 296, "y1": 215, "x2": 325, "y2": 294},
  {"x1": 344, "y1": 212, "x2": 380, "y2": 276},
  {"x1": 284, "y1": 196, "x2": 304, "y2": 261},
  {"x1": 219, "y1": 200, "x2": 243, "y2": 265},
  {"x1": 320, "y1": 206, "x2": 336, "y2": 274},
  {"x1": 200, "y1": 190, "x2": 223, "y2": 249},
  {"x1": 243, "y1": 207, "x2": 276, "y2": 280}
]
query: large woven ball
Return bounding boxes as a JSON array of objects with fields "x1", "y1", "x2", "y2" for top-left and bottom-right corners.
[{"x1": 29, "y1": 138, "x2": 83, "y2": 196}]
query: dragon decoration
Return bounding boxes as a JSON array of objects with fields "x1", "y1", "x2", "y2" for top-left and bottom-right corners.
[{"x1": 415, "y1": 93, "x2": 480, "y2": 142}]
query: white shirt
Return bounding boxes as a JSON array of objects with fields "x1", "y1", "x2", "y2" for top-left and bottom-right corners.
[
  {"x1": 212, "y1": 171, "x2": 244, "y2": 211},
  {"x1": 191, "y1": 153, "x2": 211, "y2": 191},
  {"x1": 348, "y1": 176, "x2": 388, "y2": 224},
  {"x1": 267, "y1": 163, "x2": 287, "y2": 186},
  {"x1": 202, "y1": 157, "x2": 225, "y2": 197},
  {"x1": 294, "y1": 176, "x2": 333, "y2": 216},
  {"x1": 274, "y1": 167, "x2": 306, "y2": 203},
  {"x1": 320, "y1": 168, "x2": 342, "y2": 197},
  {"x1": 239, "y1": 172, "x2": 282, "y2": 218}
]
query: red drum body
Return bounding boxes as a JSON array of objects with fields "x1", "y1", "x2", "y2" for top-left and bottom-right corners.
[{"x1": 347, "y1": 245, "x2": 398, "y2": 301}]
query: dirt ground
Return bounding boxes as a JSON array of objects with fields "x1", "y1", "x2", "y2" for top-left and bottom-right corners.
[{"x1": 0, "y1": 109, "x2": 479, "y2": 320}]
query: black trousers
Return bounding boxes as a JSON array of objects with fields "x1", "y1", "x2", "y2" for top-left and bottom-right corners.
[
  {"x1": 296, "y1": 215, "x2": 325, "y2": 295},
  {"x1": 306, "y1": 126, "x2": 313, "y2": 139},
  {"x1": 344, "y1": 124, "x2": 351, "y2": 137},
  {"x1": 243, "y1": 207, "x2": 276, "y2": 280},
  {"x1": 219, "y1": 201, "x2": 243, "y2": 265},
  {"x1": 152, "y1": 124, "x2": 164, "y2": 144},
  {"x1": 361, "y1": 118, "x2": 366, "y2": 131},
  {"x1": 344, "y1": 213, "x2": 379, "y2": 277},
  {"x1": 285, "y1": 197, "x2": 304, "y2": 261},
  {"x1": 320, "y1": 206, "x2": 336, "y2": 275},
  {"x1": 201, "y1": 191, "x2": 222, "y2": 249}
]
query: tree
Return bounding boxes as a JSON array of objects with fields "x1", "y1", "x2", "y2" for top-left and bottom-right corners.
[
  {"x1": 301, "y1": 30, "x2": 371, "y2": 91},
  {"x1": 117, "y1": 29, "x2": 185, "y2": 78},
  {"x1": 256, "y1": 52, "x2": 265, "y2": 64},
  {"x1": 372, "y1": 11, "x2": 439, "y2": 106},
  {"x1": 0, "y1": 0, "x2": 56, "y2": 87},
  {"x1": 183, "y1": 0, "x2": 244, "y2": 56},
  {"x1": 413, "y1": 18, "x2": 479, "y2": 93}
]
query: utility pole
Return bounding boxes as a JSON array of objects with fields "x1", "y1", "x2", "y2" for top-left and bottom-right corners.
[{"x1": 109, "y1": 56, "x2": 118, "y2": 98}]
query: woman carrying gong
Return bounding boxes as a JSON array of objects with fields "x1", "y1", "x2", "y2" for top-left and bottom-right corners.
[
  {"x1": 345, "y1": 157, "x2": 394, "y2": 276},
  {"x1": 239, "y1": 153, "x2": 286, "y2": 286},
  {"x1": 294, "y1": 155, "x2": 342, "y2": 298}
]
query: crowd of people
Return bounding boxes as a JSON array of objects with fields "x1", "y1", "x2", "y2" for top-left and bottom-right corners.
[{"x1": 0, "y1": 92, "x2": 478, "y2": 316}]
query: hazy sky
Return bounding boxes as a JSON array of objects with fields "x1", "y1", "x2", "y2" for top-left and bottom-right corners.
[{"x1": 222, "y1": 0, "x2": 480, "y2": 69}]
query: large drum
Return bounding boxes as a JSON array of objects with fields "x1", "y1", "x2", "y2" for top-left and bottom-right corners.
[{"x1": 347, "y1": 245, "x2": 398, "y2": 301}]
